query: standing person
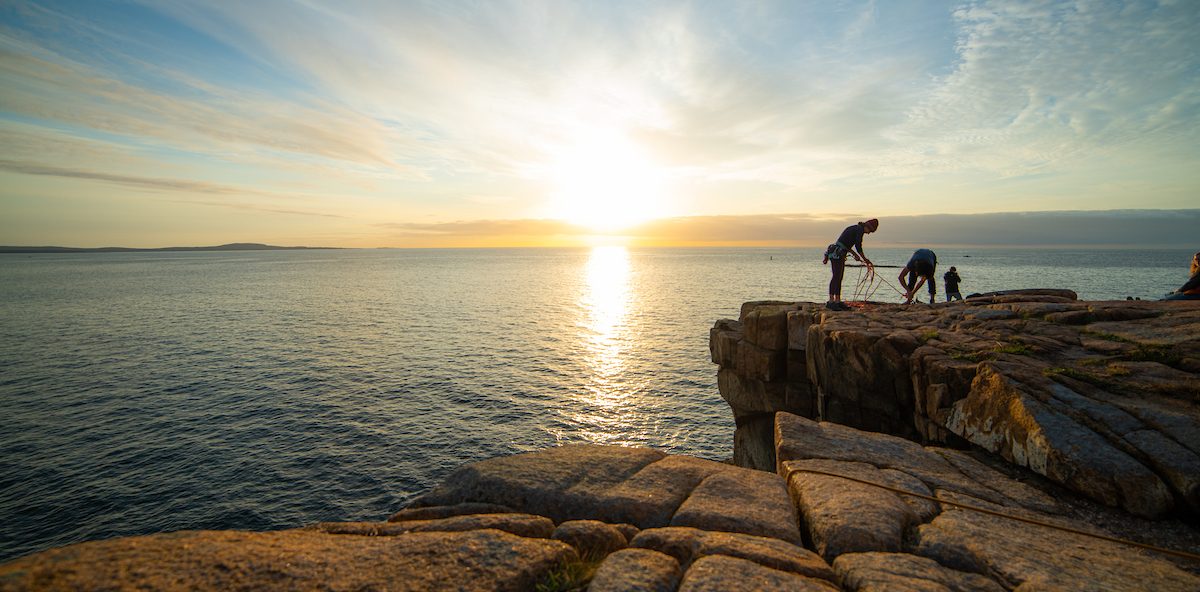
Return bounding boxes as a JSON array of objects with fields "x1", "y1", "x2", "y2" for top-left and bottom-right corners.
[
  {"x1": 1163, "y1": 252, "x2": 1200, "y2": 300},
  {"x1": 944, "y1": 266, "x2": 963, "y2": 301},
  {"x1": 899, "y1": 248, "x2": 938, "y2": 304},
  {"x1": 822, "y1": 218, "x2": 878, "y2": 309}
]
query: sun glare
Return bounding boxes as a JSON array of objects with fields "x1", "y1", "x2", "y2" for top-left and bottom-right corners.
[{"x1": 544, "y1": 129, "x2": 670, "y2": 232}]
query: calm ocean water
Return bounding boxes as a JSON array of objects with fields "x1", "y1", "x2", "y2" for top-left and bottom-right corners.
[{"x1": 0, "y1": 246, "x2": 1191, "y2": 561}]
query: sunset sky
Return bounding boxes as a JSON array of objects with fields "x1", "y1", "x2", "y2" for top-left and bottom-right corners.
[{"x1": 1, "y1": 1, "x2": 1197, "y2": 247}]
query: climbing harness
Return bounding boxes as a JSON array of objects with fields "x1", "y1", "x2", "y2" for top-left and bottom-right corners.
[{"x1": 788, "y1": 468, "x2": 1200, "y2": 562}]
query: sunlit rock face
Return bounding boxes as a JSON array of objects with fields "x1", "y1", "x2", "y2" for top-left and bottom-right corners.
[{"x1": 712, "y1": 291, "x2": 1200, "y2": 518}]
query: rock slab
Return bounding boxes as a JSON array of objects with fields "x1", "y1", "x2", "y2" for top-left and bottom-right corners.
[{"x1": 0, "y1": 529, "x2": 575, "y2": 592}]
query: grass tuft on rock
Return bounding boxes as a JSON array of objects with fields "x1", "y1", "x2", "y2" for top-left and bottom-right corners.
[
  {"x1": 995, "y1": 341, "x2": 1034, "y2": 356},
  {"x1": 1083, "y1": 330, "x2": 1134, "y2": 344},
  {"x1": 535, "y1": 556, "x2": 604, "y2": 592}
]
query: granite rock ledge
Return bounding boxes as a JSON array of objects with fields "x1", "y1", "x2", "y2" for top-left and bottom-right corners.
[
  {"x1": 4, "y1": 424, "x2": 1197, "y2": 590},
  {"x1": 711, "y1": 290, "x2": 1199, "y2": 518}
]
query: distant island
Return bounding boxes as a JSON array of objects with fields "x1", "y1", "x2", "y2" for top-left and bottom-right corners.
[{"x1": 0, "y1": 243, "x2": 339, "y2": 254}]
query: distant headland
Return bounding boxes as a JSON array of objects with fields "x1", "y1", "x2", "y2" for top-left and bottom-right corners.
[{"x1": 0, "y1": 243, "x2": 339, "y2": 254}]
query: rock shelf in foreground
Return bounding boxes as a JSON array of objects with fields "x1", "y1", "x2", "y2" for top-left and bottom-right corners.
[
  {"x1": 3, "y1": 421, "x2": 1197, "y2": 590},
  {"x1": 711, "y1": 291, "x2": 1199, "y2": 518}
]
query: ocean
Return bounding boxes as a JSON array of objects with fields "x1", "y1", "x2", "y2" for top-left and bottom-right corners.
[{"x1": 0, "y1": 246, "x2": 1192, "y2": 561}]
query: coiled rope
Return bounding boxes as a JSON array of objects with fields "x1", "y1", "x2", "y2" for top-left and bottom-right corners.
[
  {"x1": 789, "y1": 468, "x2": 1200, "y2": 562},
  {"x1": 851, "y1": 264, "x2": 908, "y2": 303}
]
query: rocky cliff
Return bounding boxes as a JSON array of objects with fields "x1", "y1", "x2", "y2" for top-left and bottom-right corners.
[
  {"x1": 4, "y1": 419, "x2": 1197, "y2": 590},
  {"x1": 710, "y1": 291, "x2": 1200, "y2": 519}
]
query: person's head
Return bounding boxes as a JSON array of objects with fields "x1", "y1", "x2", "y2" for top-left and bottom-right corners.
[
  {"x1": 949, "y1": 266, "x2": 957, "y2": 272},
  {"x1": 1191, "y1": 252, "x2": 1200, "y2": 275},
  {"x1": 863, "y1": 218, "x2": 879, "y2": 233}
]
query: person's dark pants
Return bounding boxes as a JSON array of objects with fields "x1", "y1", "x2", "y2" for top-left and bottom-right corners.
[
  {"x1": 906, "y1": 273, "x2": 936, "y2": 300},
  {"x1": 829, "y1": 258, "x2": 845, "y2": 298}
]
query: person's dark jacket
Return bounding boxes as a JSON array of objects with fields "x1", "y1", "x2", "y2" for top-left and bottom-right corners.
[{"x1": 944, "y1": 270, "x2": 961, "y2": 292}]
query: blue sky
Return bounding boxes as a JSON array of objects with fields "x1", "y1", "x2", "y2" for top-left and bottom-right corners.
[{"x1": 1, "y1": 0, "x2": 1197, "y2": 247}]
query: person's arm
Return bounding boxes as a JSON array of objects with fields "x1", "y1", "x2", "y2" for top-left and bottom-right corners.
[
  {"x1": 907, "y1": 277, "x2": 927, "y2": 304},
  {"x1": 929, "y1": 275, "x2": 937, "y2": 299},
  {"x1": 898, "y1": 268, "x2": 911, "y2": 301}
]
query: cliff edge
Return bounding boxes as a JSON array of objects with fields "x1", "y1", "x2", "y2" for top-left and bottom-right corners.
[{"x1": 711, "y1": 290, "x2": 1199, "y2": 519}]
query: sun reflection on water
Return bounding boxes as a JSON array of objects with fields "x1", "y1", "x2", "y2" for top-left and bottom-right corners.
[
  {"x1": 568, "y1": 245, "x2": 639, "y2": 444},
  {"x1": 584, "y1": 245, "x2": 631, "y2": 372}
]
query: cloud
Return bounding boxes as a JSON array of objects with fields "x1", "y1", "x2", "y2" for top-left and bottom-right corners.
[
  {"x1": 377, "y1": 218, "x2": 581, "y2": 237},
  {"x1": 367, "y1": 209, "x2": 1200, "y2": 248},
  {"x1": 0, "y1": 158, "x2": 271, "y2": 196},
  {"x1": 0, "y1": 31, "x2": 406, "y2": 169},
  {"x1": 177, "y1": 200, "x2": 345, "y2": 218},
  {"x1": 886, "y1": 0, "x2": 1200, "y2": 177}
]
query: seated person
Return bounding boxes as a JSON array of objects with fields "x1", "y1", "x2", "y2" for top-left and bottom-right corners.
[
  {"x1": 1163, "y1": 252, "x2": 1200, "y2": 300},
  {"x1": 899, "y1": 248, "x2": 938, "y2": 304}
]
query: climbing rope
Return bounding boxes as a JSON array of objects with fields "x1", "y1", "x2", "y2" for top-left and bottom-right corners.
[
  {"x1": 788, "y1": 468, "x2": 1200, "y2": 562},
  {"x1": 849, "y1": 263, "x2": 907, "y2": 303}
]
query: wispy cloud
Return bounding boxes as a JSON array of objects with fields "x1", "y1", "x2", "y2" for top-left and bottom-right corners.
[
  {"x1": 0, "y1": 158, "x2": 270, "y2": 196},
  {"x1": 178, "y1": 200, "x2": 345, "y2": 219},
  {"x1": 370, "y1": 209, "x2": 1200, "y2": 248}
]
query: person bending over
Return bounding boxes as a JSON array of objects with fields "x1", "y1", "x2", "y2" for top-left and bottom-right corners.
[
  {"x1": 822, "y1": 218, "x2": 878, "y2": 307},
  {"x1": 1163, "y1": 252, "x2": 1200, "y2": 301},
  {"x1": 900, "y1": 248, "x2": 938, "y2": 304},
  {"x1": 944, "y1": 266, "x2": 963, "y2": 302}
]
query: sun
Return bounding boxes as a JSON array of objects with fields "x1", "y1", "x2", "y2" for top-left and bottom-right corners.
[{"x1": 543, "y1": 129, "x2": 670, "y2": 232}]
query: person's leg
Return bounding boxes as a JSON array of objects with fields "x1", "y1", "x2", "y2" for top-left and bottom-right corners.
[{"x1": 829, "y1": 258, "x2": 845, "y2": 301}]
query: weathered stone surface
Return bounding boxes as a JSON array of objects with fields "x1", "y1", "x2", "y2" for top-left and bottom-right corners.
[
  {"x1": 710, "y1": 319, "x2": 742, "y2": 367},
  {"x1": 914, "y1": 491, "x2": 1200, "y2": 591},
  {"x1": 717, "y1": 295, "x2": 1200, "y2": 517},
  {"x1": 744, "y1": 304, "x2": 793, "y2": 350},
  {"x1": 833, "y1": 551, "x2": 1005, "y2": 592},
  {"x1": 737, "y1": 340, "x2": 787, "y2": 382},
  {"x1": 781, "y1": 458, "x2": 934, "y2": 560},
  {"x1": 588, "y1": 548, "x2": 682, "y2": 592},
  {"x1": 734, "y1": 413, "x2": 776, "y2": 471},
  {"x1": 630, "y1": 526, "x2": 834, "y2": 581},
  {"x1": 0, "y1": 529, "x2": 575, "y2": 592},
  {"x1": 613, "y1": 522, "x2": 640, "y2": 542},
  {"x1": 404, "y1": 444, "x2": 667, "y2": 525},
  {"x1": 775, "y1": 413, "x2": 1050, "y2": 512},
  {"x1": 932, "y1": 448, "x2": 1061, "y2": 515},
  {"x1": 718, "y1": 368, "x2": 786, "y2": 417},
  {"x1": 316, "y1": 513, "x2": 554, "y2": 539},
  {"x1": 946, "y1": 363, "x2": 1174, "y2": 517},
  {"x1": 388, "y1": 502, "x2": 514, "y2": 522},
  {"x1": 788, "y1": 308, "x2": 820, "y2": 351},
  {"x1": 678, "y1": 555, "x2": 839, "y2": 591},
  {"x1": 551, "y1": 520, "x2": 626, "y2": 558},
  {"x1": 671, "y1": 467, "x2": 803, "y2": 545},
  {"x1": 601, "y1": 455, "x2": 730, "y2": 527}
]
